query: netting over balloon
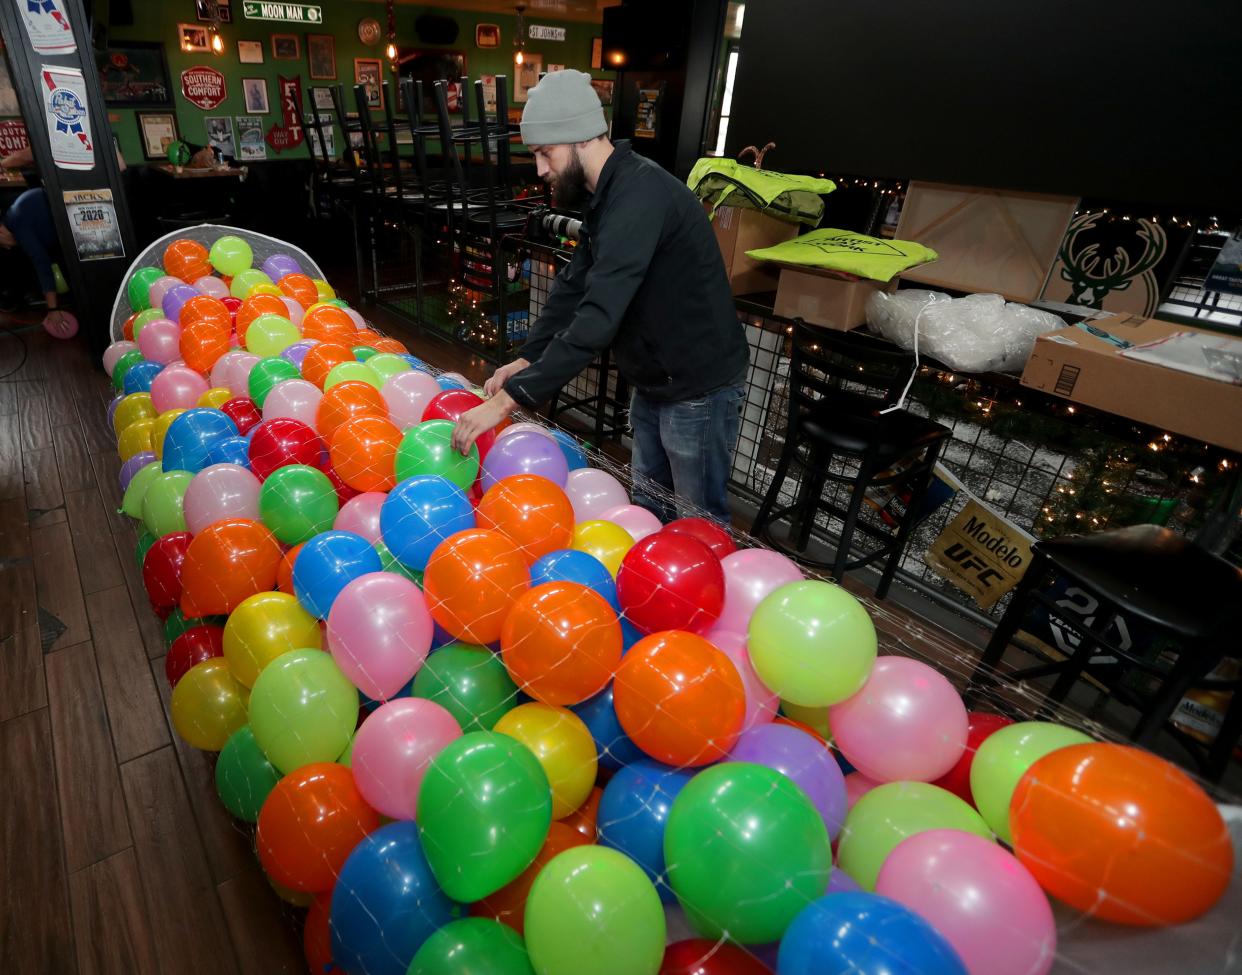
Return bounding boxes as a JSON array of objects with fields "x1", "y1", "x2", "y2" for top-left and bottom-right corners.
[{"x1": 103, "y1": 228, "x2": 1240, "y2": 975}]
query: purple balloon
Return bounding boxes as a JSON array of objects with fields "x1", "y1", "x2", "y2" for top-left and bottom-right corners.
[
  {"x1": 279, "y1": 340, "x2": 317, "y2": 369},
  {"x1": 106, "y1": 393, "x2": 123, "y2": 429},
  {"x1": 118, "y1": 451, "x2": 157, "y2": 491},
  {"x1": 162, "y1": 283, "x2": 200, "y2": 323},
  {"x1": 261, "y1": 253, "x2": 301, "y2": 281},
  {"x1": 479, "y1": 429, "x2": 570, "y2": 492},
  {"x1": 727, "y1": 723, "x2": 848, "y2": 839},
  {"x1": 829, "y1": 867, "x2": 863, "y2": 894}
]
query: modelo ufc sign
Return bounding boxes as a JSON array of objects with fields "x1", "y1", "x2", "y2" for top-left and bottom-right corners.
[
  {"x1": 181, "y1": 66, "x2": 227, "y2": 110},
  {"x1": 926, "y1": 500, "x2": 1034, "y2": 609}
]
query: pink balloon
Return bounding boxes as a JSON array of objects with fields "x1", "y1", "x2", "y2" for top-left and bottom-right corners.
[
  {"x1": 877, "y1": 830, "x2": 1056, "y2": 975},
  {"x1": 262, "y1": 378, "x2": 322, "y2": 425},
  {"x1": 210, "y1": 349, "x2": 246, "y2": 388},
  {"x1": 280, "y1": 296, "x2": 305, "y2": 327},
  {"x1": 844, "y1": 771, "x2": 881, "y2": 809},
  {"x1": 103, "y1": 340, "x2": 138, "y2": 377},
  {"x1": 150, "y1": 365, "x2": 209, "y2": 413},
  {"x1": 136, "y1": 318, "x2": 182, "y2": 365},
  {"x1": 349, "y1": 697, "x2": 461, "y2": 820},
  {"x1": 225, "y1": 352, "x2": 261, "y2": 397},
  {"x1": 829, "y1": 656, "x2": 968, "y2": 783},
  {"x1": 380, "y1": 369, "x2": 442, "y2": 430},
  {"x1": 715, "y1": 548, "x2": 804, "y2": 634},
  {"x1": 327, "y1": 572, "x2": 433, "y2": 700},
  {"x1": 497, "y1": 422, "x2": 553, "y2": 442},
  {"x1": 193, "y1": 275, "x2": 230, "y2": 299},
  {"x1": 344, "y1": 308, "x2": 366, "y2": 330},
  {"x1": 600, "y1": 503, "x2": 663, "y2": 542},
  {"x1": 334, "y1": 492, "x2": 385, "y2": 544},
  {"x1": 707, "y1": 629, "x2": 778, "y2": 732},
  {"x1": 146, "y1": 275, "x2": 182, "y2": 311},
  {"x1": 183, "y1": 463, "x2": 261, "y2": 534},
  {"x1": 564, "y1": 468, "x2": 628, "y2": 522}
]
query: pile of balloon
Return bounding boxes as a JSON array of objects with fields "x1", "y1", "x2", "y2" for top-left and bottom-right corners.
[{"x1": 103, "y1": 231, "x2": 1235, "y2": 975}]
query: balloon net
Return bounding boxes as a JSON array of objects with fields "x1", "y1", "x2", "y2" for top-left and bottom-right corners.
[{"x1": 103, "y1": 229, "x2": 1240, "y2": 975}]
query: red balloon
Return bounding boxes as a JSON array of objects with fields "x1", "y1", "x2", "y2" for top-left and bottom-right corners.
[
  {"x1": 931, "y1": 711, "x2": 1015, "y2": 804},
  {"x1": 303, "y1": 891, "x2": 342, "y2": 974},
  {"x1": 142, "y1": 531, "x2": 193, "y2": 611},
  {"x1": 164, "y1": 625, "x2": 224, "y2": 688},
  {"x1": 616, "y1": 532, "x2": 724, "y2": 635},
  {"x1": 661, "y1": 940, "x2": 770, "y2": 975},
  {"x1": 248, "y1": 417, "x2": 325, "y2": 481},
  {"x1": 323, "y1": 464, "x2": 360, "y2": 505},
  {"x1": 220, "y1": 296, "x2": 242, "y2": 315},
  {"x1": 422, "y1": 388, "x2": 498, "y2": 456},
  {"x1": 220, "y1": 396, "x2": 262, "y2": 435},
  {"x1": 663, "y1": 517, "x2": 737, "y2": 560}
]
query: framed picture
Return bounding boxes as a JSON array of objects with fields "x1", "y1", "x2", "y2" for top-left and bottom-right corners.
[
  {"x1": 271, "y1": 34, "x2": 299, "y2": 60},
  {"x1": 137, "y1": 111, "x2": 179, "y2": 160},
  {"x1": 354, "y1": 57, "x2": 383, "y2": 109},
  {"x1": 476, "y1": 24, "x2": 500, "y2": 48},
  {"x1": 96, "y1": 41, "x2": 172, "y2": 106},
  {"x1": 396, "y1": 50, "x2": 466, "y2": 116},
  {"x1": 236, "y1": 116, "x2": 266, "y2": 160},
  {"x1": 178, "y1": 24, "x2": 211, "y2": 53},
  {"x1": 307, "y1": 33, "x2": 336, "y2": 80},
  {"x1": 195, "y1": 0, "x2": 232, "y2": 22},
  {"x1": 242, "y1": 77, "x2": 269, "y2": 114},
  {"x1": 590, "y1": 77, "x2": 614, "y2": 106},
  {"x1": 205, "y1": 116, "x2": 235, "y2": 158},
  {"x1": 311, "y1": 86, "x2": 335, "y2": 112},
  {"x1": 236, "y1": 40, "x2": 263, "y2": 64},
  {"x1": 590, "y1": 37, "x2": 602, "y2": 70},
  {"x1": 514, "y1": 53, "x2": 542, "y2": 103}
]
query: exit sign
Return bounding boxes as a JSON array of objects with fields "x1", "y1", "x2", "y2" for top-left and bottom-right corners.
[
  {"x1": 528, "y1": 25, "x2": 566, "y2": 41},
  {"x1": 242, "y1": 1, "x2": 323, "y2": 23}
]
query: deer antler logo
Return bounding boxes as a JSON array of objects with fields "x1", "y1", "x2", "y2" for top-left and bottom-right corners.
[{"x1": 1057, "y1": 212, "x2": 1166, "y2": 314}]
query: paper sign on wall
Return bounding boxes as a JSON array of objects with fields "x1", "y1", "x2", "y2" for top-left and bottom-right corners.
[
  {"x1": 18, "y1": 0, "x2": 75, "y2": 54},
  {"x1": 63, "y1": 188, "x2": 124, "y2": 261},
  {"x1": 41, "y1": 65, "x2": 94, "y2": 170},
  {"x1": 181, "y1": 65, "x2": 227, "y2": 110},
  {"x1": 925, "y1": 500, "x2": 1034, "y2": 609},
  {"x1": 0, "y1": 119, "x2": 30, "y2": 154}
]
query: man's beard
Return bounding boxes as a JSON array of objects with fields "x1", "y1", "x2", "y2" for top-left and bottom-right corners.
[{"x1": 549, "y1": 149, "x2": 589, "y2": 209}]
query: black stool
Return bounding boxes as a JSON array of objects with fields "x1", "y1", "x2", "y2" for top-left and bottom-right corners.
[
  {"x1": 751, "y1": 319, "x2": 950, "y2": 598},
  {"x1": 965, "y1": 524, "x2": 1242, "y2": 782}
]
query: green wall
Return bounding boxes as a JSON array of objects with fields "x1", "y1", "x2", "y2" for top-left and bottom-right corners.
[{"x1": 106, "y1": 1, "x2": 611, "y2": 164}]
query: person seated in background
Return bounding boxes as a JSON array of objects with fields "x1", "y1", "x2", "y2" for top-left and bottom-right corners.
[
  {"x1": 0, "y1": 187, "x2": 68, "y2": 325},
  {"x1": 0, "y1": 145, "x2": 35, "y2": 172}
]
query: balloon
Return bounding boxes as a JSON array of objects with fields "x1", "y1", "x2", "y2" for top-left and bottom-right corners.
[
  {"x1": 382, "y1": 369, "x2": 442, "y2": 430},
  {"x1": 423, "y1": 529, "x2": 530, "y2": 644},
  {"x1": 930, "y1": 712, "x2": 1015, "y2": 805},
  {"x1": 248, "y1": 417, "x2": 324, "y2": 480},
  {"x1": 546, "y1": 428, "x2": 588, "y2": 470},
  {"x1": 326, "y1": 572, "x2": 433, "y2": 701},
  {"x1": 472, "y1": 822, "x2": 589, "y2": 934},
  {"x1": 121, "y1": 461, "x2": 162, "y2": 519},
  {"x1": 748, "y1": 580, "x2": 876, "y2": 707},
  {"x1": 571, "y1": 520, "x2": 634, "y2": 577},
  {"x1": 477, "y1": 474, "x2": 574, "y2": 563},
  {"x1": 661, "y1": 940, "x2": 769, "y2": 975},
  {"x1": 705, "y1": 629, "x2": 778, "y2": 733},
  {"x1": 209, "y1": 349, "x2": 245, "y2": 389},
  {"x1": 713, "y1": 548, "x2": 804, "y2": 635},
  {"x1": 247, "y1": 356, "x2": 301, "y2": 408},
  {"x1": 142, "y1": 530, "x2": 192, "y2": 611},
  {"x1": 141, "y1": 470, "x2": 192, "y2": 537},
  {"x1": 117, "y1": 417, "x2": 156, "y2": 462},
  {"x1": 410, "y1": 918, "x2": 533, "y2": 975},
  {"x1": 599, "y1": 503, "x2": 663, "y2": 542},
  {"x1": 161, "y1": 283, "x2": 199, "y2": 323},
  {"x1": 364, "y1": 352, "x2": 410, "y2": 384},
  {"x1": 222, "y1": 590, "x2": 322, "y2": 686},
  {"x1": 145, "y1": 276, "x2": 180, "y2": 315},
  {"x1": 121, "y1": 360, "x2": 163, "y2": 397},
  {"x1": 136, "y1": 318, "x2": 181, "y2": 365},
  {"x1": 127, "y1": 266, "x2": 163, "y2": 311},
  {"x1": 235, "y1": 293, "x2": 287, "y2": 338},
  {"x1": 180, "y1": 518, "x2": 282, "y2": 616},
  {"x1": 249, "y1": 649, "x2": 359, "y2": 773},
  {"x1": 416, "y1": 731, "x2": 552, "y2": 901},
  {"x1": 410, "y1": 642, "x2": 518, "y2": 732},
  {"x1": 147, "y1": 364, "x2": 206, "y2": 414},
  {"x1": 215, "y1": 725, "x2": 282, "y2": 822},
  {"x1": 197, "y1": 386, "x2": 231, "y2": 409},
  {"x1": 499, "y1": 581, "x2": 621, "y2": 706},
  {"x1": 328, "y1": 414, "x2": 401, "y2": 492},
  {"x1": 302, "y1": 342, "x2": 354, "y2": 389},
  {"x1": 350, "y1": 697, "x2": 462, "y2": 819},
  {"x1": 163, "y1": 238, "x2": 211, "y2": 281},
  {"x1": 263, "y1": 253, "x2": 302, "y2": 280},
  {"x1": 663, "y1": 517, "x2": 735, "y2": 558},
  {"x1": 163, "y1": 608, "x2": 228, "y2": 647},
  {"x1": 162, "y1": 408, "x2": 238, "y2": 474},
  {"x1": 178, "y1": 293, "x2": 230, "y2": 332},
  {"x1": 279, "y1": 339, "x2": 314, "y2": 369},
  {"x1": 258, "y1": 463, "x2": 339, "y2": 544},
  {"x1": 245, "y1": 312, "x2": 301, "y2": 358},
  {"x1": 325, "y1": 360, "x2": 381, "y2": 391},
  {"x1": 105, "y1": 344, "x2": 137, "y2": 382},
  {"x1": 529, "y1": 548, "x2": 618, "y2": 608},
  {"x1": 332, "y1": 491, "x2": 384, "y2": 544},
  {"x1": 261, "y1": 377, "x2": 322, "y2": 426},
  {"x1": 257, "y1": 762, "x2": 379, "y2": 892},
  {"x1": 563, "y1": 468, "x2": 627, "y2": 521},
  {"x1": 301, "y1": 303, "x2": 357, "y2": 344},
  {"x1": 379, "y1": 475, "x2": 475, "y2": 571},
  {"x1": 209, "y1": 235, "x2": 253, "y2": 276},
  {"x1": 481, "y1": 430, "x2": 570, "y2": 491},
  {"x1": 316, "y1": 379, "x2": 386, "y2": 440},
  {"x1": 224, "y1": 352, "x2": 261, "y2": 398},
  {"x1": 614, "y1": 631, "x2": 745, "y2": 766},
  {"x1": 276, "y1": 271, "x2": 317, "y2": 309},
  {"x1": 395, "y1": 419, "x2": 480, "y2": 489},
  {"x1": 231, "y1": 268, "x2": 273, "y2": 301},
  {"x1": 329, "y1": 821, "x2": 458, "y2": 975},
  {"x1": 111, "y1": 350, "x2": 146, "y2": 391},
  {"x1": 494, "y1": 704, "x2": 597, "y2": 820},
  {"x1": 968, "y1": 720, "x2": 1093, "y2": 844},
  {"x1": 571, "y1": 684, "x2": 643, "y2": 771},
  {"x1": 525, "y1": 846, "x2": 665, "y2": 975},
  {"x1": 165, "y1": 624, "x2": 224, "y2": 687},
  {"x1": 205, "y1": 435, "x2": 250, "y2": 468},
  {"x1": 292, "y1": 530, "x2": 382, "y2": 619},
  {"x1": 423, "y1": 387, "x2": 484, "y2": 423},
  {"x1": 170, "y1": 658, "x2": 248, "y2": 750},
  {"x1": 597, "y1": 760, "x2": 693, "y2": 903},
  {"x1": 193, "y1": 275, "x2": 229, "y2": 299},
  {"x1": 837, "y1": 781, "x2": 992, "y2": 891},
  {"x1": 118, "y1": 452, "x2": 156, "y2": 494},
  {"x1": 777, "y1": 892, "x2": 968, "y2": 975},
  {"x1": 183, "y1": 463, "x2": 261, "y2": 534},
  {"x1": 1011, "y1": 743, "x2": 1232, "y2": 925},
  {"x1": 728, "y1": 723, "x2": 848, "y2": 839},
  {"x1": 617, "y1": 533, "x2": 723, "y2": 634}
]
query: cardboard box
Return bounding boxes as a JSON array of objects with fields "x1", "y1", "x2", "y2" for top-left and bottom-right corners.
[
  {"x1": 1020, "y1": 315, "x2": 1242, "y2": 451},
  {"x1": 708, "y1": 204, "x2": 798, "y2": 295},
  {"x1": 772, "y1": 265, "x2": 893, "y2": 331}
]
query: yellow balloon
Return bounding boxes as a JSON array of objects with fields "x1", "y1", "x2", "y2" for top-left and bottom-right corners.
[
  {"x1": 493, "y1": 702, "x2": 597, "y2": 819},
  {"x1": 170, "y1": 658, "x2": 248, "y2": 751},
  {"x1": 198, "y1": 386, "x2": 233, "y2": 409},
  {"x1": 251, "y1": 283, "x2": 283, "y2": 298},
  {"x1": 113, "y1": 392, "x2": 156, "y2": 436},
  {"x1": 572, "y1": 520, "x2": 635, "y2": 577},
  {"x1": 268, "y1": 876, "x2": 314, "y2": 907},
  {"x1": 222, "y1": 591, "x2": 322, "y2": 687},
  {"x1": 312, "y1": 278, "x2": 336, "y2": 301},
  {"x1": 151, "y1": 408, "x2": 187, "y2": 460},
  {"x1": 117, "y1": 417, "x2": 156, "y2": 462}
]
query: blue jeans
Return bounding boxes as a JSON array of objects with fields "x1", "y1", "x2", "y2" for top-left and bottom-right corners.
[{"x1": 629, "y1": 383, "x2": 745, "y2": 523}]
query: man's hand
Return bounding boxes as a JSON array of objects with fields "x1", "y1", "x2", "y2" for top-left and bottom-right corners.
[
  {"x1": 483, "y1": 358, "x2": 530, "y2": 397},
  {"x1": 452, "y1": 390, "x2": 516, "y2": 455}
]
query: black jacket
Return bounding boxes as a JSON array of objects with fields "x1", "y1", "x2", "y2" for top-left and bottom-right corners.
[{"x1": 505, "y1": 142, "x2": 749, "y2": 408}]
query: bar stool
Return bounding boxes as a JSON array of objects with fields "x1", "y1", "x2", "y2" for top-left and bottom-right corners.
[
  {"x1": 750, "y1": 319, "x2": 950, "y2": 598},
  {"x1": 965, "y1": 524, "x2": 1242, "y2": 782}
]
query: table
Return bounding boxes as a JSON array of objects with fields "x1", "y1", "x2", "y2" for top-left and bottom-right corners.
[{"x1": 147, "y1": 163, "x2": 245, "y2": 179}]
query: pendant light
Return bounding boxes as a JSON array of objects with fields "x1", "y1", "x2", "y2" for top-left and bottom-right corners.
[{"x1": 514, "y1": 5, "x2": 527, "y2": 65}]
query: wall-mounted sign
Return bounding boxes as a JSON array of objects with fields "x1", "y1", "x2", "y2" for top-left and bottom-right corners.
[
  {"x1": 19, "y1": 0, "x2": 75, "y2": 55},
  {"x1": 63, "y1": 188, "x2": 124, "y2": 261},
  {"x1": 241, "y1": 1, "x2": 322, "y2": 24},
  {"x1": 180, "y1": 65, "x2": 227, "y2": 110},
  {"x1": 41, "y1": 65, "x2": 94, "y2": 170},
  {"x1": 0, "y1": 119, "x2": 30, "y2": 155},
  {"x1": 528, "y1": 25, "x2": 566, "y2": 42}
]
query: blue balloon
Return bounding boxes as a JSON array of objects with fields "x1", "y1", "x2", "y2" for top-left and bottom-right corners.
[
  {"x1": 598, "y1": 760, "x2": 694, "y2": 902},
  {"x1": 777, "y1": 893, "x2": 967, "y2": 975},
  {"x1": 330, "y1": 821, "x2": 461, "y2": 975},
  {"x1": 402, "y1": 356, "x2": 429, "y2": 371},
  {"x1": 548, "y1": 427, "x2": 588, "y2": 470},
  {"x1": 620, "y1": 617, "x2": 644, "y2": 650},
  {"x1": 293, "y1": 530, "x2": 383, "y2": 619},
  {"x1": 121, "y1": 360, "x2": 163, "y2": 395},
  {"x1": 530, "y1": 548, "x2": 618, "y2": 609},
  {"x1": 571, "y1": 683, "x2": 644, "y2": 772},
  {"x1": 205, "y1": 435, "x2": 251, "y2": 468},
  {"x1": 380, "y1": 475, "x2": 475, "y2": 571},
  {"x1": 161, "y1": 408, "x2": 238, "y2": 474},
  {"x1": 435, "y1": 373, "x2": 467, "y2": 390}
]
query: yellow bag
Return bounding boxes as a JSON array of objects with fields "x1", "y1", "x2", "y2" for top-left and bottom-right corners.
[{"x1": 746, "y1": 228, "x2": 937, "y2": 283}]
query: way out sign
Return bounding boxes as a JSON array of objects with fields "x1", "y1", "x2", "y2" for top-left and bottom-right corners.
[
  {"x1": 242, "y1": 2, "x2": 322, "y2": 24},
  {"x1": 926, "y1": 500, "x2": 1034, "y2": 609}
]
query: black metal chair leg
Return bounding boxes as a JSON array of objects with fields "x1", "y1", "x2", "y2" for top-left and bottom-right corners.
[
  {"x1": 751, "y1": 434, "x2": 800, "y2": 539},
  {"x1": 832, "y1": 457, "x2": 875, "y2": 583},
  {"x1": 877, "y1": 445, "x2": 942, "y2": 600},
  {"x1": 964, "y1": 552, "x2": 1049, "y2": 705},
  {"x1": 1131, "y1": 649, "x2": 1215, "y2": 748}
]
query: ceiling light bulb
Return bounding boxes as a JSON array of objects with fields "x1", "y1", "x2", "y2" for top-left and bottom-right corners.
[
  {"x1": 515, "y1": 50, "x2": 525, "y2": 65},
  {"x1": 386, "y1": 41, "x2": 397, "y2": 59},
  {"x1": 211, "y1": 33, "x2": 223, "y2": 54}
]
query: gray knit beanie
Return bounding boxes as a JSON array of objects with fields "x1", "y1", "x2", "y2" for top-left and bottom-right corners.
[{"x1": 520, "y1": 69, "x2": 607, "y2": 146}]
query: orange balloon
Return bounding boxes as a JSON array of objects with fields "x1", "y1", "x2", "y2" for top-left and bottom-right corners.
[
  {"x1": 560, "y1": 785, "x2": 601, "y2": 839},
  {"x1": 277, "y1": 542, "x2": 304, "y2": 596},
  {"x1": 301, "y1": 305, "x2": 358, "y2": 345},
  {"x1": 164, "y1": 239, "x2": 212, "y2": 282},
  {"x1": 423, "y1": 529, "x2": 530, "y2": 644},
  {"x1": 179, "y1": 294, "x2": 231, "y2": 332},
  {"x1": 278, "y1": 273, "x2": 319, "y2": 309},
  {"x1": 180, "y1": 518, "x2": 282, "y2": 617},
  {"x1": 122, "y1": 312, "x2": 138, "y2": 341},
  {"x1": 328, "y1": 414, "x2": 401, "y2": 492},
  {"x1": 471, "y1": 822, "x2": 591, "y2": 933},
  {"x1": 372, "y1": 338, "x2": 407, "y2": 355},
  {"x1": 180, "y1": 319, "x2": 232, "y2": 374},
  {"x1": 236, "y1": 293, "x2": 289, "y2": 341},
  {"x1": 614, "y1": 631, "x2": 746, "y2": 766},
  {"x1": 1011, "y1": 743, "x2": 1233, "y2": 926},
  {"x1": 500, "y1": 582, "x2": 621, "y2": 706},
  {"x1": 316, "y1": 380, "x2": 388, "y2": 441},
  {"x1": 257, "y1": 763, "x2": 379, "y2": 893},
  {"x1": 477, "y1": 474, "x2": 575, "y2": 563},
  {"x1": 352, "y1": 328, "x2": 384, "y2": 349},
  {"x1": 302, "y1": 342, "x2": 355, "y2": 389}
]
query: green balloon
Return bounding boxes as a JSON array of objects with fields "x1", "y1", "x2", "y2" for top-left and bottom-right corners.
[
  {"x1": 325, "y1": 360, "x2": 382, "y2": 390},
  {"x1": 215, "y1": 725, "x2": 281, "y2": 822},
  {"x1": 411, "y1": 643, "x2": 517, "y2": 732},
  {"x1": 121, "y1": 461, "x2": 162, "y2": 519},
  {"x1": 247, "y1": 357, "x2": 300, "y2": 408},
  {"x1": 338, "y1": 734, "x2": 355, "y2": 767},
  {"x1": 327, "y1": 298, "x2": 350, "y2": 309},
  {"x1": 249, "y1": 649, "x2": 359, "y2": 774},
  {"x1": 417, "y1": 731, "x2": 552, "y2": 902},
  {"x1": 408, "y1": 918, "x2": 534, "y2": 975},
  {"x1": 664, "y1": 762, "x2": 831, "y2": 945},
  {"x1": 164, "y1": 608, "x2": 227, "y2": 647},
  {"x1": 141, "y1": 470, "x2": 192, "y2": 537},
  {"x1": 230, "y1": 268, "x2": 272, "y2": 300},
  {"x1": 111, "y1": 350, "x2": 146, "y2": 391},
  {"x1": 166, "y1": 139, "x2": 191, "y2": 166},
  {"x1": 970, "y1": 721, "x2": 1093, "y2": 844},
  {"x1": 127, "y1": 266, "x2": 163, "y2": 312},
  {"x1": 209, "y1": 235, "x2": 253, "y2": 277},
  {"x1": 132, "y1": 308, "x2": 165, "y2": 338},
  {"x1": 367, "y1": 352, "x2": 412, "y2": 384},
  {"x1": 246, "y1": 313, "x2": 301, "y2": 358},
  {"x1": 352, "y1": 346, "x2": 377, "y2": 362},
  {"x1": 747, "y1": 580, "x2": 876, "y2": 707},
  {"x1": 838, "y1": 781, "x2": 993, "y2": 891},
  {"x1": 525, "y1": 846, "x2": 665, "y2": 975},
  {"x1": 395, "y1": 420, "x2": 480, "y2": 490},
  {"x1": 135, "y1": 530, "x2": 157, "y2": 569},
  {"x1": 376, "y1": 540, "x2": 424, "y2": 585},
  {"x1": 258, "y1": 464, "x2": 339, "y2": 545}
]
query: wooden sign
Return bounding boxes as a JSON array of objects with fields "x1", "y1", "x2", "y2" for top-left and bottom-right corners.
[
  {"x1": 925, "y1": 500, "x2": 1034, "y2": 609},
  {"x1": 180, "y1": 65, "x2": 226, "y2": 110}
]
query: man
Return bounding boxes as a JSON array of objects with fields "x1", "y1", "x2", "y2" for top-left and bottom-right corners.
[
  {"x1": 0, "y1": 187, "x2": 61, "y2": 314},
  {"x1": 451, "y1": 69, "x2": 749, "y2": 523}
]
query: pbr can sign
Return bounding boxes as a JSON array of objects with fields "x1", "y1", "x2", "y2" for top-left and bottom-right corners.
[
  {"x1": 926, "y1": 500, "x2": 1034, "y2": 609},
  {"x1": 181, "y1": 66, "x2": 227, "y2": 110}
]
